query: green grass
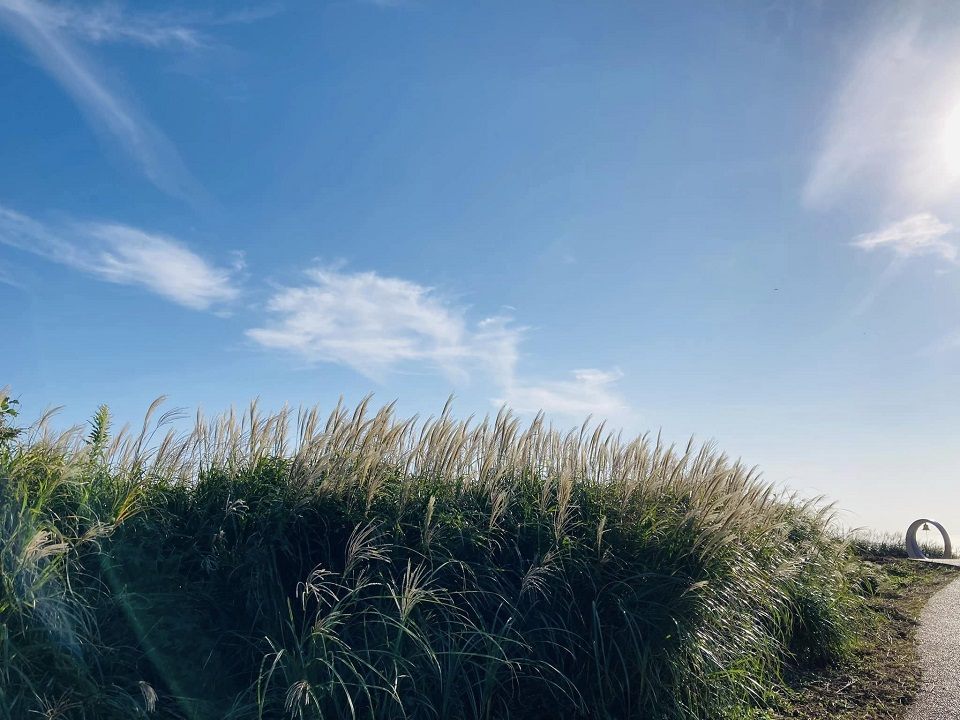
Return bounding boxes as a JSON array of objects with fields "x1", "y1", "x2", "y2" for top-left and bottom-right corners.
[
  {"x1": 0, "y1": 393, "x2": 866, "y2": 719},
  {"x1": 754, "y1": 558, "x2": 958, "y2": 719}
]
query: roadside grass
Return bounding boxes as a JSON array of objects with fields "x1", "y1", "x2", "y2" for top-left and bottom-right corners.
[
  {"x1": 0, "y1": 392, "x2": 876, "y2": 719},
  {"x1": 748, "y1": 559, "x2": 957, "y2": 720}
]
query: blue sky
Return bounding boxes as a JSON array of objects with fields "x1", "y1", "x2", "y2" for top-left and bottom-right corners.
[{"x1": 2, "y1": 0, "x2": 959, "y2": 535}]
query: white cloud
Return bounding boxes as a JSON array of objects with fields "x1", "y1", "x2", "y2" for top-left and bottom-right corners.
[
  {"x1": 853, "y1": 213, "x2": 957, "y2": 263},
  {"x1": 494, "y1": 368, "x2": 628, "y2": 421},
  {"x1": 805, "y1": 9, "x2": 960, "y2": 209},
  {"x1": 247, "y1": 266, "x2": 629, "y2": 421},
  {"x1": 247, "y1": 268, "x2": 477, "y2": 378},
  {"x1": 82, "y1": 223, "x2": 242, "y2": 309},
  {"x1": 0, "y1": 204, "x2": 240, "y2": 310}
]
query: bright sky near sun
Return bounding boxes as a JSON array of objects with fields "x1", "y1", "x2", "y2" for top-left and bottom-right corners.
[{"x1": 1, "y1": 1, "x2": 959, "y2": 535}]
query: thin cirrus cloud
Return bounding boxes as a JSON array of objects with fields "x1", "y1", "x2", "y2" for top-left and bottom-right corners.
[
  {"x1": 805, "y1": 8, "x2": 960, "y2": 210},
  {"x1": 0, "y1": 204, "x2": 241, "y2": 310},
  {"x1": 18, "y1": 2, "x2": 206, "y2": 48},
  {"x1": 0, "y1": 0, "x2": 197, "y2": 197},
  {"x1": 0, "y1": 1, "x2": 274, "y2": 198},
  {"x1": 21, "y1": 2, "x2": 282, "y2": 48},
  {"x1": 246, "y1": 266, "x2": 630, "y2": 421},
  {"x1": 853, "y1": 214, "x2": 957, "y2": 264},
  {"x1": 849, "y1": 213, "x2": 957, "y2": 317}
]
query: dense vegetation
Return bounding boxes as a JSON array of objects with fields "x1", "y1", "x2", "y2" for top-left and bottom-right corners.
[{"x1": 0, "y1": 392, "x2": 864, "y2": 719}]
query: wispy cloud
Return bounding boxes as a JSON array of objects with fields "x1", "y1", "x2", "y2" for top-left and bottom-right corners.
[
  {"x1": 26, "y1": 2, "x2": 283, "y2": 48},
  {"x1": 0, "y1": 204, "x2": 240, "y2": 310},
  {"x1": 0, "y1": 0, "x2": 202, "y2": 196},
  {"x1": 247, "y1": 266, "x2": 629, "y2": 421},
  {"x1": 247, "y1": 268, "x2": 480, "y2": 379},
  {"x1": 849, "y1": 213, "x2": 957, "y2": 316},
  {"x1": 853, "y1": 213, "x2": 957, "y2": 263},
  {"x1": 920, "y1": 327, "x2": 960, "y2": 356},
  {"x1": 0, "y1": 1, "x2": 275, "y2": 197},
  {"x1": 0, "y1": 259, "x2": 24, "y2": 290},
  {"x1": 805, "y1": 8, "x2": 960, "y2": 209},
  {"x1": 17, "y1": 2, "x2": 206, "y2": 48},
  {"x1": 495, "y1": 368, "x2": 628, "y2": 421}
]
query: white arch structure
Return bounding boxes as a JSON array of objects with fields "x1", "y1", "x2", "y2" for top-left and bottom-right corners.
[{"x1": 905, "y1": 518, "x2": 952, "y2": 560}]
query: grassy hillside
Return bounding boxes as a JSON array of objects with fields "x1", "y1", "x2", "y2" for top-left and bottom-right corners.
[{"x1": 0, "y1": 393, "x2": 862, "y2": 719}]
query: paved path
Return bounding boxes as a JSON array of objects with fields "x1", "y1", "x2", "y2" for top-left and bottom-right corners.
[
  {"x1": 915, "y1": 558, "x2": 960, "y2": 568},
  {"x1": 905, "y1": 573, "x2": 960, "y2": 719}
]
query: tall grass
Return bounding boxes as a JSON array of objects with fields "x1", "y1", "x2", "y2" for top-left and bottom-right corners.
[
  {"x1": 0, "y1": 392, "x2": 862, "y2": 719},
  {"x1": 850, "y1": 529, "x2": 946, "y2": 560}
]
